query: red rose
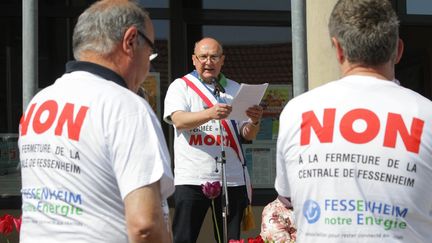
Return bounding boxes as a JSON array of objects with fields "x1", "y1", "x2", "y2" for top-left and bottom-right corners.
[
  {"x1": 13, "y1": 215, "x2": 22, "y2": 233},
  {"x1": 248, "y1": 235, "x2": 264, "y2": 243},
  {"x1": 0, "y1": 214, "x2": 14, "y2": 236}
]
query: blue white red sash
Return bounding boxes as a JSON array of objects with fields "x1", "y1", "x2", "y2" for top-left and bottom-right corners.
[
  {"x1": 181, "y1": 74, "x2": 245, "y2": 163},
  {"x1": 182, "y1": 74, "x2": 253, "y2": 203}
]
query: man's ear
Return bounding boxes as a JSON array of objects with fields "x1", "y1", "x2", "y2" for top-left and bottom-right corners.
[
  {"x1": 122, "y1": 27, "x2": 138, "y2": 56},
  {"x1": 219, "y1": 55, "x2": 225, "y2": 66},
  {"x1": 332, "y1": 37, "x2": 345, "y2": 64},
  {"x1": 394, "y1": 38, "x2": 404, "y2": 64},
  {"x1": 192, "y1": 54, "x2": 197, "y2": 66}
]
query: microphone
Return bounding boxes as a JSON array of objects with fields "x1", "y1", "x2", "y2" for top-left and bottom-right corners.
[{"x1": 212, "y1": 77, "x2": 225, "y2": 95}]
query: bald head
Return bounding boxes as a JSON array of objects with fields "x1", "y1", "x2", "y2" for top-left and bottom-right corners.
[
  {"x1": 192, "y1": 37, "x2": 225, "y2": 83},
  {"x1": 194, "y1": 38, "x2": 223, "y2": 56}
]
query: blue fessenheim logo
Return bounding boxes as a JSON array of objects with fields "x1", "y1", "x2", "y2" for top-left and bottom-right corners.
[{"x1": 303, "y1": 200, "x2": 321, "y2": 224}]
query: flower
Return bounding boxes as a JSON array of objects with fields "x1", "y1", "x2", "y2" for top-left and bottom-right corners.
[
  {"x1": 13, "y1": 215, "x2": 21, "y2": 233},
  {"x1": 229, "y1": 235, "x2": 265, "y2": 243},
  {"x1": 0, "y1": 214, "x2": 14, "y2": 236},
  {"x1": 202, "y1": 181, "x2": 222, "y2": 243},
  {"x1": 0, "y1": 214, "x2": 21, "y2": 243},
  {"x1": 201, "y1": 181, "x2": 221, "y2": 199},
  {"x1": 260, "y1": 198, "x2": 296, "y2": 243},
  {"x1": 247, "y1": 235, "x2": 265, "y2": 243}
]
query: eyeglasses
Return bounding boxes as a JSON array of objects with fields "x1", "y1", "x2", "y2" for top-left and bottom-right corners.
[
  {"x1": 137, "y1": 30, "x2": 158, "y2": 61},
  {"x1": 194, "y1": 54, "x2": 223, "y2": 63}
]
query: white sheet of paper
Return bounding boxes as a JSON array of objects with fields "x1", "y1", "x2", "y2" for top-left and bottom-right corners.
[{"x1": 227, "y1": 83, "x2": 268, "y2": 121}]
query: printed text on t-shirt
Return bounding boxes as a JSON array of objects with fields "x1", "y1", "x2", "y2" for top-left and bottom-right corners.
[
  {"x1": 300, "y1": 108, "x2": 424, "y2": 154},
  {"x1": 20, "y1": 100, "x2": 89, "y2": 141}
]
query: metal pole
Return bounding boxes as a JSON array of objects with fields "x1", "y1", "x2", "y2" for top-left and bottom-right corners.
[
  {"x1": 22, "y1": 0, "x2": 38, "y2": 111},
  {"x1": 214, "y1": 90, "x2": 229, "y2": 243},
  {"x1": 219, "y1": 119, "x2": 228, "y2": 243},
  {"x1": 291, "y1": 0, "x2": 308, "y2": 97}
]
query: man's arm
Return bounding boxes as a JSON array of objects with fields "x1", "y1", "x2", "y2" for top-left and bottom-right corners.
[
  {"x1": 241, "y1": 105, "x2": 263, "y2": 141},
  {"x1": 124, "y1": 181, "x2": 171, "y2": 243},
  {"x1": 170, "y1": 103, "x2": 232, "y2": 130},
  {"x1": 277, "y1": 195, "x2": 293, "y2": 209}
]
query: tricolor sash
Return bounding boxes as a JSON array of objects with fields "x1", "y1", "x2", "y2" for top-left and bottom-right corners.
[
  {"x1": 182, "y1": 74, "x2": 253, "y2": 203},
  {"x1": 182, "y1": 74, "x2": 245, "y2": 162}
]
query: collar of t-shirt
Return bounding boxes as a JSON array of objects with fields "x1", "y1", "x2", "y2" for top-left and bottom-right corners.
[
  {"x1": 190, "y1": 70, "x2": 227, "y2": 88},
  {"x1": 65, "y1": 61, "x2": 127, "y2": 89}
]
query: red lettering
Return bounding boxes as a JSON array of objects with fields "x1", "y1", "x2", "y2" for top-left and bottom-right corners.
[
  {"x1": 340, "y1": 108, "x2": 380, "y2": 144},
  {"x1": 188, "y1": 134, "x2": 232, "y2": 147},
  {"x1": 216, "y1": 134, "x2": 221, "y2": 145},
  {"x1": 33, "y1": 100, "x2": 58, "y2": 134},
  {"x1": 383, "y1": 113, "x2": 424, "y2": 154},
  {"x1": 55, "y1": 103, "x2": 89, "y2": 141},
  {"x1": 215, "y1": 135, "x2": 231, "y2": 147},
  {"x1": 300, "y1": 108, "x2": 424, "y2": 154},
  {"x1": 189, "y1": 134, "x2": 202, "y2": 145},
  {"x1": 20, "y1": 103, "x2": 37, "y2": 136},
  {"x1": 300, "y1": 109, "x2": 335, "y2": 145},
  {"x1": 204, "y1": 135, "x2": 215, "y2": 145},
  {"x1": 19, "y1": 100, "x2": 89, "y2": 140}
]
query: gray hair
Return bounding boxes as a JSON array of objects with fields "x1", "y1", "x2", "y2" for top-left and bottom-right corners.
[
  {"x1": 328, "y1": 0, "x2": 399, "y2": 66},
  {"x1": 72, "y1": 0, "x2": 150, "y2": 60}
]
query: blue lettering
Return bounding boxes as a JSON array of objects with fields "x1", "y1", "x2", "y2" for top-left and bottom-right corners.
[
  {"x1": 41, "y1": 187, "x2": 49, "y2": 200},
  {"x1": 57, "y1": 190, "x2": 64, "y2": 200},
  {"x1": 340, "y1": 199, "x2": 347, "y2": 211},
  {"x1": 357, "y1": 213, "x2": 364, "y2": 224},
  {"x1": 395, "y1": 207, "x2": 408, "y2": 218},
  {"x1": 348, "y1": 199, "x2": 356, "y2": 211},
  {"x1": 69, "y1": 193, "x2": 82, "y2": 204},
  {"x1": 383, "y1": 204, "x2": 390, "y2": 215},
  {"x1": 331, "y1": 199, "x2": 337, "y2": 210},
  {"x1": 49, "y1": 188, "x2": 58, "y2": 199},
  {"x1": 370, "y1": 201, "x2": 383, "y2": 212},
  {"x1": 325, "y1": 199, "x2": 331, "y2": 210}
]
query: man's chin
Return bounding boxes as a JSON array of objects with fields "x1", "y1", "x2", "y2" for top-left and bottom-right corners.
[{"x1": 201, "y1": 72, "x2": 216, "y2": 80}]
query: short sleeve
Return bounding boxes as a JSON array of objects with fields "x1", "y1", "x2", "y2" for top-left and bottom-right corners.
[{"x1": 163, "y1": 79, "x2": 189, "y2": 125}]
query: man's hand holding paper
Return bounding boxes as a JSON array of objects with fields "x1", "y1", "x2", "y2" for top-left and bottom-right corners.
[
  {"x1": 245, "y1": 105, "x2": 264, "y2": 124},
  {"x1": 227, "y1": 83, "x2": 268, "y2": 121},
  {"x1": 208, "y1": 103, "x2": 232, "y2": 120}
]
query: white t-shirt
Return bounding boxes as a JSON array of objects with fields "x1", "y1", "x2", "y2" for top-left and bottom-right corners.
[
  {"x1": 19, "y1": 63, "x2": 174, "y2": 243},
  {"x1": 163, "y1": 72, "x2": 247, "y2": 186},
  {"x1": 275, "y1": 75, "x2": 432, "y2": 243}
]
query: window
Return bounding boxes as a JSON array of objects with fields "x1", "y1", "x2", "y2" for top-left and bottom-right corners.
[
  {"x1": 406, "y1": 0, "x2": 432, "y2": 15},
  {"x1": 203, "y1": 0, "x2": 290, "y2": 11}
]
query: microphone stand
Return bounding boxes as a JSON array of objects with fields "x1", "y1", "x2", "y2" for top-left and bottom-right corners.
[{"x1": 213, "y1": 86, "x2": 229, "y2": 243}]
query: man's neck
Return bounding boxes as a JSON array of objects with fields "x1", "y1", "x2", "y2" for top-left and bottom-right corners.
[
  {"x1": 199, "y1": 75, "x2": 216, "y2": 84},
  {"x1": 79, "y1": 50, "x2": 132, "y2": 89},
  {"x1": 341, "y1": 62, "x2": 395, "y2": 81}
]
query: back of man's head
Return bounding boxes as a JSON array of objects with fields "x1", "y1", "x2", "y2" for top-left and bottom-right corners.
[
  {"x1": 328, "y1": 0, "x2": 399, "y2": 66},
  {"x1": 72, "y1": 0, "x2": 149, "y2": 60}
]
